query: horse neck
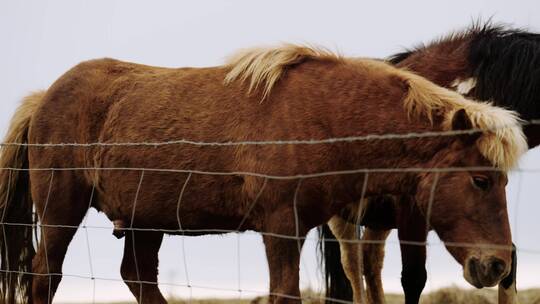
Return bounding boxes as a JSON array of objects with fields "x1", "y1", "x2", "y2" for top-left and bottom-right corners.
[
  {"x1": 367, "y1": 137, "x2": 453, "y2": 196},
  {"x1": 334, "y1": 112, "x2": 454, "y2": 198},
  {"x1": 309, "y1": 66, "x2": 457, "y2": 196},
  {"x1": 274, "y1": 60, "x2": 459, "y2": 198},
  {"x1": 394, "y1": 35, "x2": 473, "y2": 90}
]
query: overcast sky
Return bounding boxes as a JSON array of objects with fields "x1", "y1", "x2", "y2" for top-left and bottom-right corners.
[{"x1": 1, "y1": 1, "x2": 540, "y2": 303}]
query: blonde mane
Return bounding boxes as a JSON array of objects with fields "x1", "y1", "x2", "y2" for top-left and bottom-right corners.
[
  {"x1": 224, "y1": 44, "x2": 341, "y2": 100},
  {"x1": 224, "y1": 44, "x2": 527, "y2": 170},
  {"x1": 395, "y1": 67, "x2": 527, "y2": 170}
]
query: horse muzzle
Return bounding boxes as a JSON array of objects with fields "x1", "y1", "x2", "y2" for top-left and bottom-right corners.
[{"x1": 464, "y1": 256, "x2": 509, "y2": 288}]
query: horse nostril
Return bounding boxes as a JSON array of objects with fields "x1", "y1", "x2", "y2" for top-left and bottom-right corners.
[
  {"x1": 488, "y1": 258, "x2": 506, "y2": 278},
  {"x1": 468, "y1": 258, "x2": 480, "y2": 275}
]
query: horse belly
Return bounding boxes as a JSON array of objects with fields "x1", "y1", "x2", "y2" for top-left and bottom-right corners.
[{"x1": 95, "y1": 169, "x2": 252, "y2": 232}]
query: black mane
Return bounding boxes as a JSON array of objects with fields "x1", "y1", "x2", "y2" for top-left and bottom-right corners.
[
  {"x1": 389, "y1": 22, "x2": 540, "y2": 121},
  {"x1": 387, "y1": 50, "x2": 414, "y2": 65},
  {"x1": 469, "y1": 23, "x2": 540, "y2": 120}
]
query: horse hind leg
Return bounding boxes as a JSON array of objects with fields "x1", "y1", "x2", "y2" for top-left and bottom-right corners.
[
  {"x1": 31, "y1": 171, "x2": 91, "y2": 304},
  {"x1": 120, "y1": 230, "x2": 167, "y2": 304},
  {"x1": 362, "y1": 227, "x2": 391, "y2": 304},
  {"x1": 327, "y1": 215, "x2": 367, "y2": 304}
]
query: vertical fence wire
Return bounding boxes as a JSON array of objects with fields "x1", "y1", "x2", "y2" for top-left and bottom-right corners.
[
  {"x1": 355, "y1": 172, "x2": 369, "y2": 304},
  {"x1": 424, "y1": 172, "x2": 440, "y2": 294},
  {"x1": 0, "y1": 123, "x2": 533, "y2": 303},
  {"x1": 41, "y1": 170, "x2": 55, "y2": 304},
  {"x1": 176, "y1": 172, "x2": 192, "y2": 303},
  {"x1": 130, "y1": 170, "x2": 145, "y2": 303},
  {"x1": 83, "y1": 181, "x2": 97, "y2": 303},
  {"x1": 0, "y1": 170, "x2": 12, "y2": 286}
]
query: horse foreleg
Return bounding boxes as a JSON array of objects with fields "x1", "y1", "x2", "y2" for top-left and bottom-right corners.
[
  {"x1": 120, "y1": 231, "x2": 167, "y2": 304},
  {"x1": 397, "y1": 201, "x2": 428, "y2": 304},
  {"x1": 362, "y1": 227, "x2": 390, "y2": 304},
  {"x1": 327, "y1": 215, "x2": 366, "y2": 303},
  {"x1": 498, "y1": 243, "x2": 517, "y2": 304},
  {"x1": 399, "y1": 243, "x2": 427, "y2": 304},
  {"x1": 263, "y1": 233, "x2": 303, "y2": 304},
  {"x1": 263, "y1": 205, "x2": 309, "y2": 304}
]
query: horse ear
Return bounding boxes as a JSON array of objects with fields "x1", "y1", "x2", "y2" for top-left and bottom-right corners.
[
  {"x1": 451, "y1": 108, "x2": 481, "y2": 143},
  {"x1": 451, "y1": 109, "x2": 472, "y2": 130}
]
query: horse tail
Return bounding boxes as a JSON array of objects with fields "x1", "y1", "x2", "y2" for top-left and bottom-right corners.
[
  {"x1": 318, "y1": 224, "x2": 353, "y2": 303},
  {"x1": 0, "y1": 91, "x2": 45, "y2": 303}
]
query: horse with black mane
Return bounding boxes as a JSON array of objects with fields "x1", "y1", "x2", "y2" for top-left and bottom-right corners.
[
  {"x1": 0, "y1": 44, "x2": 526, "y2": 304},
  {"x1": 319, "y1": 22, "x2": 540, "y2": 304}
]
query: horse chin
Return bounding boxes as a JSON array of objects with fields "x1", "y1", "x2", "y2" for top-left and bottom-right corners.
[{"x1": 463, "y1": 270, "x2": 484, "y2": 289}]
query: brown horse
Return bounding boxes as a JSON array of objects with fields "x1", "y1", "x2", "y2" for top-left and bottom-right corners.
[
  {"x1": 320, "y1": 23, "x2": 539, "y2": 304},
  {"x1": 0, "y1": 45, "x2": 526, "y2": 304}
]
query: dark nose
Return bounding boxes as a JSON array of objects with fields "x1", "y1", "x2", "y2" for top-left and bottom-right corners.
[
  {"x1": 468, "y1": 257, "x2": 507, "y2": 287},
  {"x1": 485, "y1": 257, "x2": 506, "y2": 280}
]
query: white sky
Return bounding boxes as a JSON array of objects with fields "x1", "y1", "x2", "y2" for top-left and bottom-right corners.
[{"x1": 1, "y1": 1, "x2": 539, "y2": 303}]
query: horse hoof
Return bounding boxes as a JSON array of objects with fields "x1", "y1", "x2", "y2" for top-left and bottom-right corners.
[{"x1": 113, "y1": 229, "x2": 125, "y2": 239}]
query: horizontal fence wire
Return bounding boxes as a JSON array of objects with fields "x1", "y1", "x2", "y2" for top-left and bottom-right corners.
[
  {"x1": 0, "y1": 221, "x2": 535, "y2": 253},
  {"x1": 0, "y1": 119, "x2": 537, "y2": 148},
  {"x1": 1, "y1": 166, "x2": 539, "y2": 177},
  {"x1": 0, "y1": 120, "x2": 536, "y2": 303},
  {"x1": 0, "y1": 268, "x2": 357, "y2": 304}
]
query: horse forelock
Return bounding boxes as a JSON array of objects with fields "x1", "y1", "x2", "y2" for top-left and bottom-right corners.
[
  {"x1": 399, "y1": 69, "x2": 527, "y2": 170},
  {"x1": 224, "y1": 44, "x2": 342, "y2": 100},
  {"x1": 466, "y1": 105, "x2": 527, "y2": 171}
]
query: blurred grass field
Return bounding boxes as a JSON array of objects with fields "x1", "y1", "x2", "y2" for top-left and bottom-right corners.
[{"x1": 91, "y1": 287, "x2": 540, "y2": 304}]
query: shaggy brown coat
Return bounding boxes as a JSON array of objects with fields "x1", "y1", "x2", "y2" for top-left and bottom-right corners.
[{"x1": 0, "y1": 45, "x2": 526, "y2": 304}]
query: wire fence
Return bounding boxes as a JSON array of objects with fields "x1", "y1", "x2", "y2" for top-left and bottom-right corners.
[{"x1": 0, "y1": 121, "x2": 538, "y2": 303}]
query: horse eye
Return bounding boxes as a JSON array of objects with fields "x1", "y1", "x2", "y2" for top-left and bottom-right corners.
[{"x1": 471, "y1": 176, "x2": 490, "y2": 191}]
